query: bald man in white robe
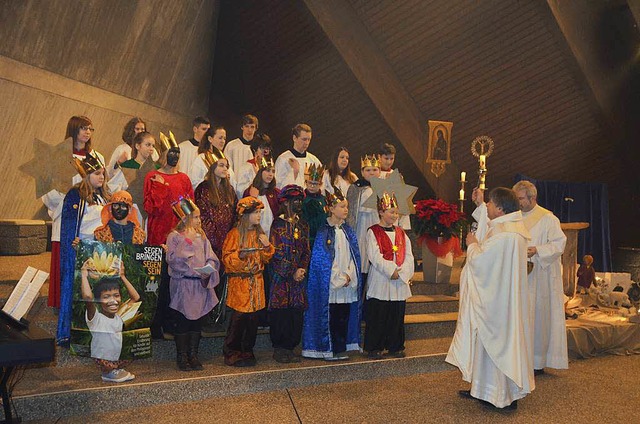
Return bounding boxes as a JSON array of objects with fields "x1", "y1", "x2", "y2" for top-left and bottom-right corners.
[
  {"x1": 447, "y1": 187, "x2": 534, "y2": 409},
  {"x1": 513, "y1": 181, "x2": 568, "y2": 375}
]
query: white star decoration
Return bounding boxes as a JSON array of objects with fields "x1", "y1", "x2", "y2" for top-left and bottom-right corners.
[{"x1": 363, "y1": 170, "x2": 418, "y2": 215}]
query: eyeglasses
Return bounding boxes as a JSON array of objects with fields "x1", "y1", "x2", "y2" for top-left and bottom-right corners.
[{"x1": 80, "y1": 126, "x2": 96, "y2": 132}]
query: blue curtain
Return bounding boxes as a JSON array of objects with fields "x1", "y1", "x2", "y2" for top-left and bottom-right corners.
[{"x1": 515, "y1": 174, "x2": 612, "y2": 272}]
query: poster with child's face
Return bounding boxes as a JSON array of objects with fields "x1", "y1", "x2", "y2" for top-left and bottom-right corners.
[{"x1": 70, "y1": 240, "x2": 162, "y2": 360}]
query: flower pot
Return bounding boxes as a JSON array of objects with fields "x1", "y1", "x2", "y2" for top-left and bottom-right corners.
[{"x1": 421, "y1": 238, "x2": 454, "y2": 284}]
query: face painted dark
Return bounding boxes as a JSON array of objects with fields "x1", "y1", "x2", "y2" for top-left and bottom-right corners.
[
  {"x1": 289, "y1": 198, "x2": 303, "y2": 214},
  {"x1": 166, "y1": 147, "x2": 180, "y2": 167},
  {"x1": 111, "y1": 202, "x2": 130, "y2": 221}
]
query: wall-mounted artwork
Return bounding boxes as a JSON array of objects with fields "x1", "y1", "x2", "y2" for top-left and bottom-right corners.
[
  {"x1": 426, "y1": 120, "x2": 453, "y2": 164},
  {"x1": 426, "y1": 120, "x2": 453, "y2": 177}
]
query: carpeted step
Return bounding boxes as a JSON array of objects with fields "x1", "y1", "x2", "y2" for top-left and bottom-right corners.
[
  {"x1": 12, "y1": 337, "x2": 454, "y2": 422},
  {"x1": 404, "y1": 312, "x2": 458, "y2": 339},
  {"x1": 410, "y1": 281, "x2": 459, "y2": 296},
  {"x1": 406, "y1": 294, "x2": 459, "y2": 314}
]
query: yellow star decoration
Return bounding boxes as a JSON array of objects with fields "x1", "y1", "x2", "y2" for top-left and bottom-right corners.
[
  {"x1": 392, "y1": 245, "x2": 399, "y2": 252},
  {"x1": 363, "y1": 170, "x2": 418, "y2": 216},
  {"x1": 19, "y1": 138, "x2": 77, "y2": 198}
]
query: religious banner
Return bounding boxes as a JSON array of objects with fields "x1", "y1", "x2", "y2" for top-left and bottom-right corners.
[{"x1": 69, "y1": 240, "x2": 163, "y2": 360}]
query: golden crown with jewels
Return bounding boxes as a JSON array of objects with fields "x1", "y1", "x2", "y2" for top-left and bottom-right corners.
[
  {"x1": 377, "y1": 192, "x2": 399, "y2": 211},
  {"x1": 202, "y1": 149, "x2": 226, "y2": 169},
  {"x1": 324, "y1": 186, "x2": 347, "y2": 211},
  {"x1": 171, "y1": 196, "x2": 198, "y2": 221},
  {"x1": 72, "y1": 153, "x2": 105, "y2": 178},
  {"x1": 259, "y1": 155, "x2": 275, "y2": 170},
  {"x1": 361, "y1": 154, "x2": 381, "y2": 169}
]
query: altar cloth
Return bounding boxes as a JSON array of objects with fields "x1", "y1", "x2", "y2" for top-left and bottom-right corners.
[{"x1": 566, "y1": 311, "x2": 640, "y2": 358}]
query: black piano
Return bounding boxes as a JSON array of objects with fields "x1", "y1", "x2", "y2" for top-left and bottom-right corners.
[{"x1": 0, "y1": 311, "x2": 55, "y2": 423}]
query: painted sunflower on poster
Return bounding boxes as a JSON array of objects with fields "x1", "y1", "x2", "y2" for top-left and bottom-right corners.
[{"x1": 412, "y1": 199, "x2": 466, "y2": 258}]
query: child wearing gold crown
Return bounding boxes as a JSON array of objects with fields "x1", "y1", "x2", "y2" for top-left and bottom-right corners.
[
  {"x1": 236, "y1": 133, "x2": 272, "y2": 198},
  {"x1": 346, "y1": 154, "x2": 382, "y2": 283},
  {"x1": 194, "y1": 146, "x2": 237, "y2": 261},
  {"x1": 363, "y1": 192, "x2": 414, "y2": 359},
  {"x1": 144, "y1": 131, "x2": 194, "y2": 339},
  {"x1": 221, "y1": 197, "x2": 274, "y2": 366},
  {"x1": 301, "y1": 163, "x2": 327, "y2": 248},
  {"x1": 302, "y1": 187, "x2": 363, "y2": 360},
  {"x1": 57, "y1": 153, "x2": 111, "y2": 346},
  {"x1": 242, "y1": 155, "x2": 279, "y2": 238},
  {"x1": 166, "y1": 197, "x2": 221, "y2": 371}
]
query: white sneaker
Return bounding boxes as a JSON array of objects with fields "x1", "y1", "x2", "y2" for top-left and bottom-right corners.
[{"x1": 102, "y1": 368, "x2": 135, "y2": 383}]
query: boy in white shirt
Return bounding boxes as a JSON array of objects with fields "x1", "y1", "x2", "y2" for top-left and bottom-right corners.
[
  {"x1": 302, "y1": 188, "x2": 362, "y2": 361},
  {"x1": 81, "y1": 260, "x2": 140, "y2": 382},
  {"x1": 364, "y1": 192, "x2": 414, "y2": 359}
]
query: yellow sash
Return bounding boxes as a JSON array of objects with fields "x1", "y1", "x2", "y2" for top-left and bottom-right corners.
[{"x1": 522, "y1": 205, "x2": 551, "y2": 231}]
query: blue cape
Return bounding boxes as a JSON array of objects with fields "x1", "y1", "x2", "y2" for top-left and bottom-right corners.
[
  {"x1": 57, "y1": 188, "x2": 84, "y2": 346},
  {"x1": 301, "y1": 221, "x2": 362, "y2": 358}
]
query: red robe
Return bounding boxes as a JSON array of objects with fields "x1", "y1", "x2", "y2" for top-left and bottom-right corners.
[{"x1": 143, "y1": 171, "x2": 193, "y2": 245}]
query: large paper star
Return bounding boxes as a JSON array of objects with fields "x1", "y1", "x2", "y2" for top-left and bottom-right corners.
[
  {"x1": 121, "y1": 160, "x2": 157, "y2": 219},
  {"x1": 364, "y1": 170, "x2": 418, "y2": 215},
  {"x1": 19, "y1": 138, "x2": 77, "y2": 198}
]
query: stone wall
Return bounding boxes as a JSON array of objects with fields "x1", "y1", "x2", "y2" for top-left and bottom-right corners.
[{"x1": 0, "y1": 0, "x2": 219, "y2": 220}]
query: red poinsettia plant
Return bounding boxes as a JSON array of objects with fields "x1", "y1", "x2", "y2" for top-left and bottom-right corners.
[{"x1": 413, "y1": 199, "x2": 466, "y2": 257}]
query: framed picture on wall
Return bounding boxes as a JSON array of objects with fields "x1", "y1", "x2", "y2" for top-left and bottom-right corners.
[{"x1": 426, "y1": 120, "x2": 453, "y2": 164}]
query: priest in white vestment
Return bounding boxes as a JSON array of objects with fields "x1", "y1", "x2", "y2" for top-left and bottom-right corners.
[
  {"x1": 513, "y1": 181, "x2": 568, "y2": 374},
  {"x1": 274, "y1": 123, "x2": 321, "y2": 189},
  {"x1": 446, "y1": 187, "x2": 534, "y2": 409}
]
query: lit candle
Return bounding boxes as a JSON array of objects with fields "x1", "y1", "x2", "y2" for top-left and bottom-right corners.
[
  {"x1": 479, "y1": 155, "x2": 486, "y2": 168},
  {"x1": 459, "y1": 188, "x2": 465, "y2": 200},
  {"x1": 460, "y1": 171, "x2": 466, "y2": 182}
]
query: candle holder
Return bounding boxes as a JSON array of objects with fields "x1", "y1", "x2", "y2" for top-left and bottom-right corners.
[
  {"x1": 458, "y1": 172, "x2": 467, "y2": 213},
  {"x1": 459, "y1": 172, "x2": 467, "y2": 250},
  {"x1": 470, "y1": 136, "x2": 494, "y2": 191}
]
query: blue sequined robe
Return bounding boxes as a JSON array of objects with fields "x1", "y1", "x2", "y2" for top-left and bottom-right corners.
[{"x1": 301, "y1": 221, "x2": 363, "y2": 358}]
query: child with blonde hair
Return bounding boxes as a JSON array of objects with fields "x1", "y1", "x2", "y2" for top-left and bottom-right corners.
[{"x1": 166, "y1": 198, "x2": 220, "y2": 371}]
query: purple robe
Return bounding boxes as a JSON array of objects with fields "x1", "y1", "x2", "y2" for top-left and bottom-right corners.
[{"x1": 167, "y1": 230, "x2": 220, "y2": 320}]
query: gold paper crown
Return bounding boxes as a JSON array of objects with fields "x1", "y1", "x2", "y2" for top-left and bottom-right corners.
[
  {"x1": 304, "y1": 163, "x2": 325, "y2": 182},
  {"x1": 258, "y1": 155, "x2": 275, "y2": 170},
  {"x1": 324, "y1": 187, "x2": 346, "y2": 210},
  {"x1": 377, "y1": 192, "x2": 399, "y2": 211},
  {"x1": 202, "y1": 149, "x2": 226, "y2": 169},
  {"x1": 171, "y1": 196, "x2": 198, "y2": 221},
  {"x1": 361, "y1": 154, "x2": 381, "y2": 169},
  {"x1": 157, "y1": 131, "x2": 179, "y2": 155},
  {"x1": 72, "y1": 153, "x2": 105, "y2": 178}
]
